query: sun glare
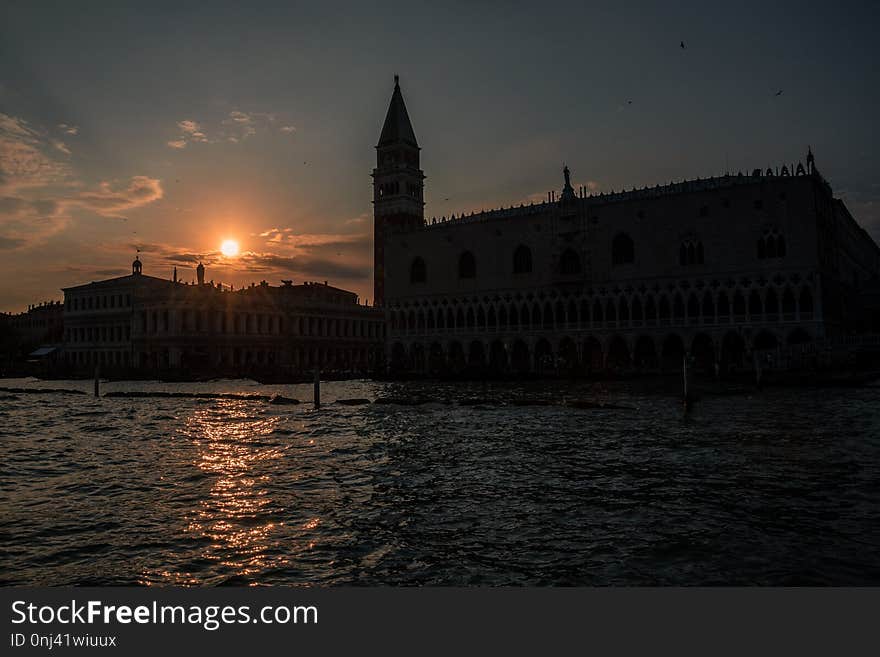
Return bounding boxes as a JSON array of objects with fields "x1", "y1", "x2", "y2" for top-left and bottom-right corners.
[{"x1": 221, "y1": 239, "x2": 240, "y2": 257}]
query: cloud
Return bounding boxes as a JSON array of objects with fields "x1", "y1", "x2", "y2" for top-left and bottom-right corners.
[
  {"x1": 177, "y1": 119, "x2": 200, "y2": 134},
  {"x1": 235, "y1": 252, "x2": 370, "y2": 281},
  {"x1": 167, "y1": 119, "x2": 209, "y2": 148},
  {"x1": 52, "y1": 140, "x2": 71, "y2": 155},
  {"x1": 227, "y1": 111, "x2": 252, "y2": 124},
  {"x1": 71, "y1": 176, "x2": 163, "y2": 217},
  {"x1": 176, "y1": 119, "x2": 207, "y2": 142},
  {"x1": 0, "y1": 235, "x2": 25, "y2": 250},
  {"x1": 0, "y1": 113, "x2": 72, "y2": 191},
  {"x1": 166, "y1": 110, "x2": 293, "y2": 149},
  {"x1": 0, "y1": 112, "x2": 164, "y2": 261},
  {"x1": 345, "y1": 213, "x2": 369, "y2": 226}
]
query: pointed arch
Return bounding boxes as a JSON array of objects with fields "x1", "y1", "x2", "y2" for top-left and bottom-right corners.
[
  {"x1": 687, "y1": 293, "x2": 700, "y2": 321},
  {"x1": 765, "y1": 288, "x2": 779, "y2": 318},
  {"x1": 458, "y1": 251, "x2": 476, "y2": 279},
  {"x1": 733, "y1": 290, "x2": 746, "y2": 316},
  {"x1": 605, "y1": 297, "x2": 617, "y2": 324},
  {"x1": 560, "y1": 248, "x2": 581, "y2": 275},
  {"x1": 748, "y1": 289, "x2": 763, "y2": 317},
  {"x1": 673, "y1": 293, "x2": 685, "y2": 320},
  {"x1": 644, "y1": 296, "x2": 657, "y2": 324},
  {"x1": 658, "y1": 296, "x2": 670, "y2": 321},
  {"x1": 618, "y1": 296, "x2": 630, "y2": 323},
  {"x1": 513, "y1": 245, "x2": 532, "y2": 274},
  {"x1": 555, "y1": 299, "x2": 566, "y2": 326},
  {"x1": 631, "y1": 296, "x2": 643, "y2": 323},
  {"x1": 410, "y1": 257, "x2": 426, "y2": 284},
  {"x1": 799, "y1": 286, "x2": 814, "y2": 316},
  {"x1": 580, "y1": 298, "x2": 591, "y2": 327},
  {"x1": 612, "y1": 233, "x2": 635, "y2": 265},
  {"x1": 701, "y1": 291, "x2": 715, "y2": 321},
  {"x1": 782, "y1": 286, "x2": 796, "y2": 315}
]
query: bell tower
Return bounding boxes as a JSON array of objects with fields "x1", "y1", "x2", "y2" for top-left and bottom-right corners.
[{"x1": 372, "y1": 74, "x2": 424, "y2": 306}]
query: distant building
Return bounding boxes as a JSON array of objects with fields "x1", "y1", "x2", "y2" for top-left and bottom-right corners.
[
  {"x1": 3, "y1": 301, "x2": 64, "y2": 347},
  {"x1": 0, "y1": 301, "x2": 65, "y2": 373},
  {"x1": 373, "y1": 78, "x2": 880, "y2": 375},
  {"x1": 61, "y1": 257, "x2": 384, "y2": 377}
]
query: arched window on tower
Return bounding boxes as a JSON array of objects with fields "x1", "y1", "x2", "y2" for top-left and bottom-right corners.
[
  {"x1": 612, "y1": 233, "x2": 634, "y2": 265},
  {"x1": 458, "y1": 251, "x2": 476, "y2": 279},
  {"x1": 410, "y1": 257, "x2": 426, "y2": 284},
  {"x1": 513, "y1": 245, "x2": 532, "y2": 274},
  {"x1": 560, "y1": 248, "x2": 581, "y2": 275}
]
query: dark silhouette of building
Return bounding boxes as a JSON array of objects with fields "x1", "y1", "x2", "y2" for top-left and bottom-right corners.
[
  {"x1": 375, "y1": 79, "x2": 880, "y2": 376},
  {"x1": 61, "y1": 258, "x2": 384, "y2": 378}
]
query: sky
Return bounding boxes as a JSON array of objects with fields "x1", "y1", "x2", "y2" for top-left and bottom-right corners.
[{"x1": 1, "y1": 0, "x2": 878, "y2": 312}]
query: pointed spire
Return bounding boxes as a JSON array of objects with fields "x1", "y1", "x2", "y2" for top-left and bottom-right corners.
[{"x1": 378, "y1": 74, "x2": 418, "y2": 148}]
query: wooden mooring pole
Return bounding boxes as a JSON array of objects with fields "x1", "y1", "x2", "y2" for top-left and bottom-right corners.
[
  {"x1": 94, "y1": 365, "x2": 100, "y2": 398},
  {"x1": 313, "y1": 368, "x2": 320, "y2": 409}
]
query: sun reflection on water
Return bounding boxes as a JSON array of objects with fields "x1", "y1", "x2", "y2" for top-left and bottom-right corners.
[{"x1": 145, "y1": 401, "x2": 291, "y2": 584}]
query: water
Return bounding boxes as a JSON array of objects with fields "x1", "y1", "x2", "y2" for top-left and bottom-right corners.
[{"x1": 1, "y1": 377, "x2": 879, "y2": 586}]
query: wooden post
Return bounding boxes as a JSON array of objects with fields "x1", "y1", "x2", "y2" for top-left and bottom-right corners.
[
  {"x1": 94, "y1": 365, "x2": 100, "y2": 397},
  {"x1": 313, "y1": 368, "x2": 320, "y2": 409},
  {"x1": 682, "y1": 354, "x2": 694, "y2": 413}
]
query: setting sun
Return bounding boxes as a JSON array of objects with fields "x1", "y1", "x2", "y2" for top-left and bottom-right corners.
[{"x1": 220, "y1": 239, "x2": 240, "y2": 257}]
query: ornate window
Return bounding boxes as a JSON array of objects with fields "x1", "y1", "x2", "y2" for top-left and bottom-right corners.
[
  {"x1": 757, "y1": 228, "x2": 786, "y2": 259},
  {"x1": 513, "y1": 245, "x2": 532, "y2": 274},
  {"x1": 560, "y1": 248, "x2": 581, "y2": 275},
  {"x1": 458, "y1": 251, "x2": 476, "y2": 279},
  {"x1": 612, "y1": 233, "x2": 634, "y2": 265},
  {"x1": 679, "y1": 239, "x2": 704, "y2": 266},
  {"x1": 410, "y1": 257, "x2": 426, "y2": 284}
]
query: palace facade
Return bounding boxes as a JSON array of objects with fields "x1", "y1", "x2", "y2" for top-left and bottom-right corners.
[
  {"x1": 62, "y1": 258, "x2": 384, "y2": 377},
  {"x1": 374, "y1": 78, "x2": 880, "y2": 375}
]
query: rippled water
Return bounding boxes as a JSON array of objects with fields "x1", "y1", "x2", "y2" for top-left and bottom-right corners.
[{"x1": 1, "y1": 376, "x2": 879, "y2": 585}]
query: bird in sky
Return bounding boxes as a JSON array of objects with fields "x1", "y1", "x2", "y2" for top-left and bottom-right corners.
[
  {"x1": 775, "y1": 90, "x2": 783, "y2": 96},
  {"x1": 680, "y1": 41, "x2": 686, "y2": 49},
  {"x1": 627, "y1": 100, "x2": 633, "y2": 105}
]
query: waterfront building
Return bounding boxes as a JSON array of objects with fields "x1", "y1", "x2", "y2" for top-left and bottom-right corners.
[
  {"x1": 374, "y1": 78, "x2": 880, "y2": 375},
  {"x1": 2, "y1": 301, "x2": 64, "y2": 347},
  {"x1": 61, "y1": 257, "x2": 384, "y2": 377},
  {"x1": 0, "y1": 301, "x2": 65, "y2": 373}
]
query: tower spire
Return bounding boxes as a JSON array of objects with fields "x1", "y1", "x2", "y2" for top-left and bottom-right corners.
[
  {"x1": 377, "y1": 75, "x2": 418, "y2": 148},
  {"x1": 372, "y1": 74, "x2": 425, "y2": 307}
]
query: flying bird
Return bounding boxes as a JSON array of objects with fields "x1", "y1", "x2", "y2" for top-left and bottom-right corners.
[
  {"x1": 627, "y1": 100, "x2": 633, "y2": 105},
  {"x1": 774, "y1": 90, "x2": 783, "y2": 96},
  {"x1": 680, "y1": 41, "x2": 685, "y2": 49}
]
